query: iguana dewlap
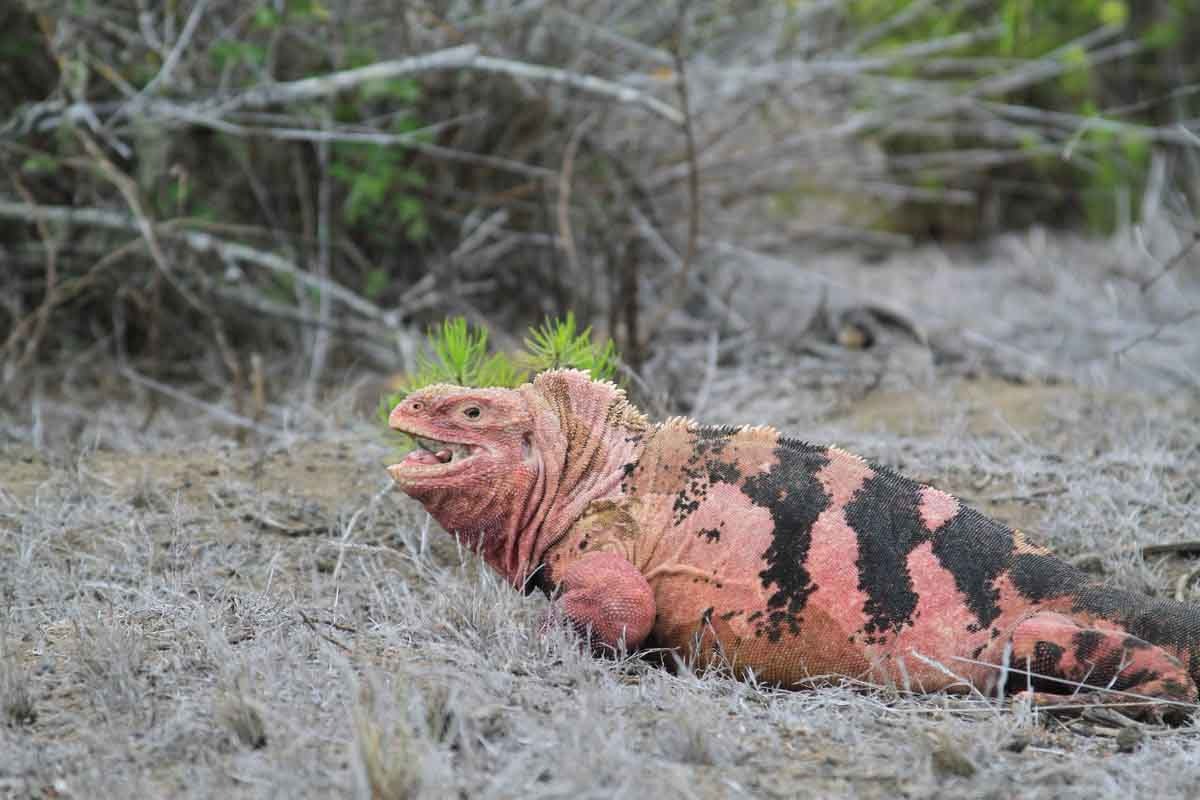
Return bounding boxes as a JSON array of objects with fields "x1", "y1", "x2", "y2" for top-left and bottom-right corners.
[{"x1": 387, "y1": 370, "x2": 1200, "y2": 721}]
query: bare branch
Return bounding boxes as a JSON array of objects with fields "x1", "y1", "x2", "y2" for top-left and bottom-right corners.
[
  {"x1": 984, "y1": 102, "x2": 1200, "y2": 149},
  {"x1": 212, "y1": 44, "x2": 683, "y2": 125},
  {"x1": 556, "y1": 114, "x2": 597, "y2": 286},
  {"x1": 215, "y1": 45, "x2": 485, "y2": 113},
  {"x1": 641, "y1": 3, "x2": 700, "y2": 349},
  {"x1": 306, "y1": 109, "x2": 334, "y2": 405},
  {"x1": 1113, "y1": 310, "x2": 1200, "y2": 358},
  {"x1": 210, "y1": 117, "x2": 556, "y2": 180},
  {"x1": 473, "y1": 58, "x2": 682, "y2": 125},
  {"x1": 73, "y1": 128, "x2": 209, "y2": 316},
  {"x1": 120, "y1": 366, "x2": 284, "y2": 436},
  {"x1": 1140, "y1": 229, "x2": 1200, "y2": 293},
  {"x1": 7, "y1": 44, "x2": 684, "y2": 144},
  {"x1": 690, "y1": 329, "x2": 719, "y2": 418},
  {"x1": 0, "y1": 201, "x2": 387, "y2": 321},
  {"x1": 0, "y1": 163, "x2": 58, "y2": 375},
  {"x1": 135, "y1": 0, "x2": 211, "y2": 98}
]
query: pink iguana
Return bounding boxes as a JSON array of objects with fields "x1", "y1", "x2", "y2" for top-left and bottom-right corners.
[{"x1": 387, "y1": 369, "x2": 1200, "y2": 722}]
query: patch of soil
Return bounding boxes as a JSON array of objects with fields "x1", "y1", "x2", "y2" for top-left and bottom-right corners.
[{"x1": 2, "y1": 377, "x2": 1199, "y2": 798}]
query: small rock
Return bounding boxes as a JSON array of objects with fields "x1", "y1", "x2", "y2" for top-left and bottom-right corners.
[
  {"x1": 1003, "y1": 734, "x2": 1031, "y2": 753},
  {"x1": 1116, "y1": 726, "x2": 1143, "y2": 753},
  {"x1": 218, "y1": 695, "x2": 268, "y2": 750},
  {"x1": 837, "y1": 322, "x2": 872, "y2": 350},
  {"x1": 932, "y1": 739, "x2": 977, "y2": 778}
]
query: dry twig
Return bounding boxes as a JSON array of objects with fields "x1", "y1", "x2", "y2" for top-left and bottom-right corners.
[
  {"x1": 1140, "y1": 228, "x2": 1200, "y2": 293},
  {"x1": 641, "y1": 2, "x2": 700, "y2": 351},
  {"x1": 0, "y1": 201, "x2": 386, "y2": 321}
]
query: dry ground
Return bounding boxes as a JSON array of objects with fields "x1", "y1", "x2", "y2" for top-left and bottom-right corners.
[
  {"x1": 4, "y1": 379, "x2": 1200, "y2": 798},
  {"x1": 3, "y1": 231, "x2": 1200, "y2": 798}
]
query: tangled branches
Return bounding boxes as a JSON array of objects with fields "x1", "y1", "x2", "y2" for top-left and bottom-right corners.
[{"x1": 1, "y1": 1, "x2": 1197, "y2": 406}]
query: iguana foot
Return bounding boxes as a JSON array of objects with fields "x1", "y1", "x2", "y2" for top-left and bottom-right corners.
[
  {"x1": 557, "y1": 551, "x2": 655, "y2": 653},
  {"x1": 990, "y1": 611, "x2": 1197, "y2": 723},
  {"x1": 1010, "y1": 689, "x2": 1191, "y2": 724}
]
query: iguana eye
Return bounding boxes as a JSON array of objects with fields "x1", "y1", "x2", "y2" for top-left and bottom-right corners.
[
  {"x1": 409, "y1": 400, "x2": 423, "y2": 411},
  {"x1": 463, "y1": 406, "x2": 481, "y2": 420}
]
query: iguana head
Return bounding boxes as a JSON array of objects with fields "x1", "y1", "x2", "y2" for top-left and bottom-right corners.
[
  {"x1": 387, "y1": 382, "x2": 536, "y2": 524},
  {"x1": 386, "y1": 369, "x2": 649, "y2": 585}
]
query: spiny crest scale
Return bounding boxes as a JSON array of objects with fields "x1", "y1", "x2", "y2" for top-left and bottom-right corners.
[
  {"x1": 405, "y1": 382, "x2": 513, "y2": 401},
  {"x1": 531, "y1": 369, "x2": 649, "y2": 432}
]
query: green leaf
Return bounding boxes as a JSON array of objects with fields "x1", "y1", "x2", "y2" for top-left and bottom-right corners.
[
  {"x1": 363, "y1": 78, "x2": 422, "y2": 103},
  {"x1": 0, "y1": 35, "x2": 33, "y2": 58},
  {"x1": 397, "y1": 169, "x2": 427, "y2": 189},
  {"x1": 253, "y1": 5, "x2": 281, "y2": 28},
  {"x1": 364, "y1": 268, "x2": 389, "y2": 300},
  {"x1": 209, "y1": 40, "x2": 267, "y2": 69},
  {"x1": 476, "y1": 352, "x2": 528, "y2": 389},
  {"x1": 394, "y1": 195, "x2": 424, "y2": 223},
  {"x1": 1017, "y1": 131, "x2": 1044, "y2": 152},
  {"x1": 423, "y1": 317, "x2": 492, "y2": 387},
  {"x1": 1059, "y1": 44, "x2": 1089, "y2": 68},
  {"x1": 380, "y1": 313, "x2": 622, "y2": 430},
  {"x1": 21, "y1": 155, "x2": 59, "y2": 175},
  {"x1": 1142, "y1": 21, "x2": 1182, "y2": 49},
  {"x1": 287, "y1": 0, "x2": 331, "y2": 20},
  {"x1": 381, "y1": 311, "x2": 624, "y2": 407},
  {"x1": 522, "y1": 312, "x2": 619, "y2": 381},
  {"x1": 1120, "y1": 131, "x2": 1149, "y2": 166},
  {"x1": 343, "y1": 172, "x2": 389, "y2": 223},
  {"x1": 1098, "y1": 1, "x2": 1128, "y2": 27},
  {"x1": 404, "y1": 216, "x2": 429, "y2": 242},
  {"x1": 345, "y1": 45, "x2": 380, "y2": 69}
]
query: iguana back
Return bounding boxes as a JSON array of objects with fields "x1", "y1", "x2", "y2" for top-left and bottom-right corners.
[{"x1": 539, "y1": 421, "x2": 1200, "y2": 720}]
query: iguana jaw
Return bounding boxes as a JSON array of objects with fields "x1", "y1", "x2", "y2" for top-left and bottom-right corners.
[{"x1": 386, "y1": 430, "x2": 485, "y2": 485}]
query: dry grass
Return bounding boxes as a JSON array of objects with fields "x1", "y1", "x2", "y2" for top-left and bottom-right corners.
[{"x1": 3, "y1": 230, "x2": 1200, "y2": 798}]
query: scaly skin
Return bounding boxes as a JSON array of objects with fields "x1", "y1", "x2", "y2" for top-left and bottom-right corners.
[{"x1": 388, "y1": 370, "x2": 1200, "y2": 722}]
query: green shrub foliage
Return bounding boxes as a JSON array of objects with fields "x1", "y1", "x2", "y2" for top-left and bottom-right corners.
[
  {"x1": 845, "y1": 0, "x2": 1197, "y2": 233},
  {"x1": 378, "y1": 314, "x2": 620, "y2": 444}
]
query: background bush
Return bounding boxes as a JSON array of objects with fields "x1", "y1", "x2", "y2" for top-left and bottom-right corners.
[
  {"x1": 847, "y1": 0, "x2": 1200, "y2": 234},
  {"x1": 1, "y1": 0, "x2": 1197, "y2": 406}
]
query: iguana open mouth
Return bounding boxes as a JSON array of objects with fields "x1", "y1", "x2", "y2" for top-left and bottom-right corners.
[
  {"x1": 411, "y1": 436, "x2": 475, "y2": 464},
  {"x1": 388, "y1": 434, "x2": 480, "y2": 480}
]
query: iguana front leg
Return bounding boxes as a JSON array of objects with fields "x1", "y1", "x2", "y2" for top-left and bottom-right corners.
[
  {"x1": 985, "y1": 612, "x2": 1198, "y2": 722},
  {"x1": 556, "y1": 551, "x2": 656, "y2": 651}
]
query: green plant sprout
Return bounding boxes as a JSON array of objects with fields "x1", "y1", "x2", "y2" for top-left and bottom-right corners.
[
  {"x1": 378, "y1": 314, "x2": 621, "y2": 450},
  {"x1": 520, "y1": 312, "x2": 618, "y2": 381}
]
